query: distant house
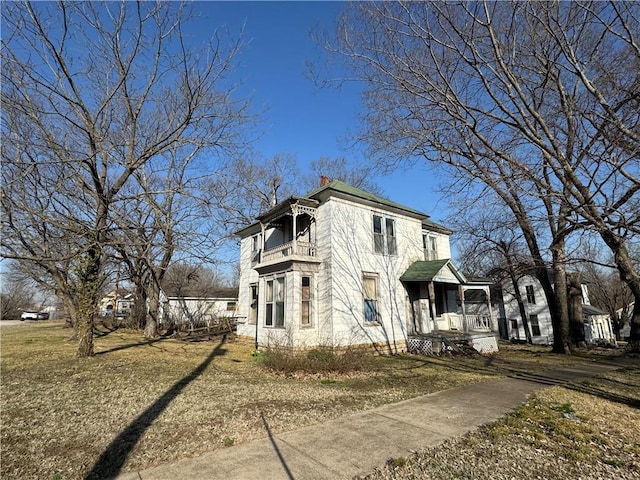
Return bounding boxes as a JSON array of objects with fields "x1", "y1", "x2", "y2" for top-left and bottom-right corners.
[
  {"x1": 163, "y1": 296, "x2": 238, "y2": 328},
  {"x1": 98, "y1": 289, "x2": 134, "y2": 317},
  {"x1": 583, "y1": 304, "x2": 615, "y2": 344},
  {"x1": 235, "y1": 179, "x2": 498, "y2": 353},
  {"x1": 499, "y1": 275, "x2": 615, "y2": 345}
]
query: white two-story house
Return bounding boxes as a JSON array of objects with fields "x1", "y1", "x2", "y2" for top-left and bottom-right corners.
[
  {"x1": 235, "y1": 179, "x2": 497, "y2": 354},
  {"x1": 499, "y1": 274, "x2": 615, "y2": 345}
]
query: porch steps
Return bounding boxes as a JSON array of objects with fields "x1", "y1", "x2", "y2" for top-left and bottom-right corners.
[{"x1": 441, "y1": 336, "x2": 480, "y2": 356}]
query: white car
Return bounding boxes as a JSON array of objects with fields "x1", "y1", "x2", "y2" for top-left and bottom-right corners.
[{"x1": 20, "y1": 311, "x2": 48, "y2": 321}]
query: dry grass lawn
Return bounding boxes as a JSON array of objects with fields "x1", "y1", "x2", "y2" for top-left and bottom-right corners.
[
  {"x1": 363, "y1": 369, "x2": 640, "y2": 479},
  {"x1": 1, "y1": 321, "x2": 635, "y2": 480}
]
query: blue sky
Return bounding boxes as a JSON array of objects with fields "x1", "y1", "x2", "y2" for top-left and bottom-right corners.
[{"x1": 193, "y1": 1, "x2": 450, "y2": 222}]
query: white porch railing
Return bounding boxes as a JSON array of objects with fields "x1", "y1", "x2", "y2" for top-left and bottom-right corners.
[
  {"x1": 445, "y1": 313, "x2": 493, "y2": 332},
  {"x1": 261, "y1": 240, "x2": 317, "y2": 263},
  {"x1": 468, "y1": 315, "x2": 492, "y2": 332},
  {"x1": 447, "y1": 313, "x2": 465, "y2": 331}
]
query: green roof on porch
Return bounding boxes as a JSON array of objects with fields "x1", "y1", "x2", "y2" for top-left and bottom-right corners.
[{"x1": 400, "y1": 259, "x2": 451, "y2": 282}]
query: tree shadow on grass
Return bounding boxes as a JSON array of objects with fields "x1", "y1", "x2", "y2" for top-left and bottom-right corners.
[
  {"x1": 93, "y1": 337, "x2": 170, "y2": 356},
  {"x1": 401, "y1": 351, "x2": 640, "y2": 409},
  {"x1": 84, "y1": 337, "x2": 228, "y2": 480}
]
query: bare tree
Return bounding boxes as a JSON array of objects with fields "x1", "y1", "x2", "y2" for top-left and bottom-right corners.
[
  {"x1": 302, "y1": 156, "x2": 382, "y2": 195},
  {"x1": 162, "y1": 263, "x2": 231, "y2": 298},
  {"x1": 1, "y1": 2, "x2": 250, "y2": 356},
  {"x1": 204, "y1": 153, "x2": 300, "y2": 237},
  {"x1": 582, "y1": 260, "x2": 634, "y2": 341},
  {"x1": 0, "y1": 261, "x2": 37, "y2": 319},
  {"x1": 323, "y1": 0, "x2": 640, "y2": 351},
  {"x1": 112, "y1": 144, "x2": 231, "y2": 339},
  {"x1": 451, "y1": 207, "x2": 536, "y2": 344}
]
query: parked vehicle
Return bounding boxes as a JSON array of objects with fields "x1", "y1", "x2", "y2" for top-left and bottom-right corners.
[{"x1": 20, "y1": 311, "x2": 49, "y2": 321}]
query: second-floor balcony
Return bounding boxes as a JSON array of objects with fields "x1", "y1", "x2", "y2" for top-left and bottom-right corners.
[
  {"x1": 261, "y1": 240, "x2": 318, "y2": 264},
  {"x1": 252, "y1": 197, "x2": 320, "y2": 269}
]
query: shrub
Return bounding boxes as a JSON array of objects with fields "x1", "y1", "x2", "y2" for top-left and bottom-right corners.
[{"x1": 258, "y1": 347, "x2": 371, "y2": 375}]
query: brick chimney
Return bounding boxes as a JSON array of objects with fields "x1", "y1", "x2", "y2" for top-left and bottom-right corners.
[{"x1": 320, "y1": 175, "x2": 331, "y2": 186}]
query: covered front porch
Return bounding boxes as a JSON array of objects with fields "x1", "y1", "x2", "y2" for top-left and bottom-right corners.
[{"x1": 401, "y1": 259, "x2": 496, "y2": 336}]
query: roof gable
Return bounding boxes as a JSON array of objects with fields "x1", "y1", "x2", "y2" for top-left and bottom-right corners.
[{"x1": 400, "y1": 259, "x2": 467, "y2": 284}]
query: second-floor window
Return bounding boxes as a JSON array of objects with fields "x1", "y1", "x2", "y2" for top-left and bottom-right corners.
[
  {"x1": 373, "y1": 215, "x2": 397, "y2": 255},
  {"x1": 252, "y1": 233, "x2": 262, "y2": 252},
  {"x1": 251, "y1": 233, "x2": 262, "y2": 264},
  {"x1": 525, "y1": 285, "x2": 536, "y2": 304},
  {"x1": 423, "y1": 234, "x2": 438, "y2": 261}
]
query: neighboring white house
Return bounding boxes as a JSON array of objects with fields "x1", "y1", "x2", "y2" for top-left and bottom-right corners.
[
  {"x1": 98, "y1": 289, "x2": 134, "y2": 317},
  {"x1": 583, "y1": 304, "x2": 615, "y2": 344},
  {"x1": 499, "y1": 275, "x2": 615, "y2": 345},
  {"x1": 235, "y1": 179, "x2": 497, "y2": 353},
  {"x1": 163, "y1": 296, "x2": 238, "y2": 327}
]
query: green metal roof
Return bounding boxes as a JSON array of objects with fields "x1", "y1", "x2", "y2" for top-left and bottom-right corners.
[
  {"x1": 305, "y1": 180, "x2": 427, "y2": 218},
  {"x1": 236, "y1": 179, "x2": 452, "y2": 236},
  {"x1": 422, "y1": 218, "x2": 452, "y2": 234},
  {"x1": 400, "y1": 259, "x2": 452, "y2": 282}
]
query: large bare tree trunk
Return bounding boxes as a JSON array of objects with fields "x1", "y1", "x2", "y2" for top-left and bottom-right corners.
[
  {"x1": 75, "y1": 248, "x2": 101, "y2": 357},
  {"x1": 598, "y1": 232, "x2": 640, "y2": 351},
  {"x1": 630, "y1": 302, "x2": 640, "y2": 352},
  {"x1": 549, "y1": 246, "x2": 571, "y2": 354},
  {"x1": 131, "y1": 284, "x2": 148, "y2": 330},
  {"x1": 568, "y1": 273, "x2": 586, "y2": 349},
  {"x1": 507, "y1": 265, "x2": 532, "y2": 344},
  {"x1": 144, "y1": 283, "x2": 160, "y2": 339}
]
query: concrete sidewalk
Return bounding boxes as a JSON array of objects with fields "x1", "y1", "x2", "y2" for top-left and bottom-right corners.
[{"x1": 116, "y1": 362, "x2": 618, "y2": 480}]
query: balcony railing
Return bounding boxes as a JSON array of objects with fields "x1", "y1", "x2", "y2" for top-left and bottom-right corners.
[{"x1": 261, "y1": 240, "x2": 318, "y2": 264}]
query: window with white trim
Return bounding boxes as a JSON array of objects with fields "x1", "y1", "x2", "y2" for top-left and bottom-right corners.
[
  {"x1": 301, "y1": 276, "x2": 312, "y2": 327},
  {"x1": 373, "y1": 215, "x2": 396, "y2": 255},
  {"x1": 252, "y1": 233, "x2": 262, "y2": 252},
  {"x1": 265, "y1": 277, "x2": 285, "y2": 327},
  {"x1": 251, "y1": 233, "x2": 262, "y2": 264},
  {"x1": 423, "y1": 233, "x2": 438, "y2": 261},
  {"x1": 363, "y1": 273, "x2": 379, "y2": 324},
  {"x1": 525, "y1": 285, "x2": 536, "y2": 304},
  {"x1": 529, "y1": 314, "x2": 541, "y2": 336}
]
